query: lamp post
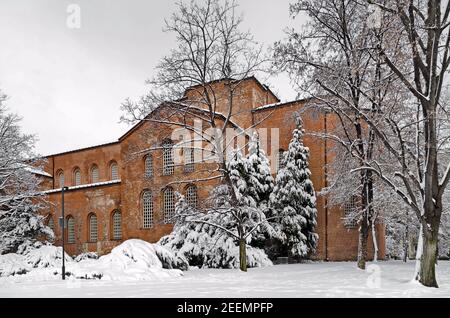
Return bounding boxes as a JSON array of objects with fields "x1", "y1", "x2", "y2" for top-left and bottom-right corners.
[{"x1": 61, "y1": 186, "x2": 68, "y2": 280}]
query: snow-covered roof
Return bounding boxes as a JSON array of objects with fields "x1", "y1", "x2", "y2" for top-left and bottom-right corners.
[
  {"x1": 252, "y1": 97, "x2": 314, "y2": 112},
  {"x1": 45, "y1": 141, "x2": 120, "y2": 158},
  {"x1": 44, "y1": 179, "x2": 121, "y2": 194},
  {"x1": 17, "y1": 164, "x2": 52, "y2": 178}
]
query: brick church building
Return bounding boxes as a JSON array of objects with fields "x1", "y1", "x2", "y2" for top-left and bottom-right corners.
[{"x1": 36, "y1": 77, "x2": 385, "y2": 260}]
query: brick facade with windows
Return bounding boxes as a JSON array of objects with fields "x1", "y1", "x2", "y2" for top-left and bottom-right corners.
[{"x1": 37, "y1": 77, "x2": 385, "y2": 260}]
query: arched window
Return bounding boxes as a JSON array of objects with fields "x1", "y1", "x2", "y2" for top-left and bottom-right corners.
[
  {"x1": 112, "y1": 210, "x2": 122, "y2": 240},
  {"x1": 184, "y1": 147, "x2": 194, "y2": 172},
  {"x1": 73, "y1": 168, "x2": 81, "y2": 186},
  {"x1": 163, "y1": 186, "x2": 175, "y2": 224},
  {"x1": 67, "y1": 216, "x2": 75, "y2": 243},
  {"x1": 144, "y1": 155, "x2": 153, "y2": 178},
  {"x1": 142, "y1": 191, "x2": 154, "y2": 228},
  {"x1": 186, "y1": 184, "x2": 198, "y2": 208},
  {"x1": 57, "y1": 170, "x2": 65, "y2": 188},
  {"x1": 47, "y1": 215, "x2": 54, "y2": 231},
  {"x1": 162, "y1": 140, "x2": 174, "y2": 175},
  {"x1": 110, "y1": 162, "x2": 119, "y2": 180},
  {"x1": 277, "y1": 149, "x2": 285, "y2": 172},
  {"x1": 91, "y1": 165, "x2": 99, "y2": 183},
  {"x1": 88, "y1": 213, "x2": 98, "y2": 242}
]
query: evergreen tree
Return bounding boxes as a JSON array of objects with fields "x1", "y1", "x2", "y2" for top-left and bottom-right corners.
[
  {"x1": 247, "y1": 132, "x2": 274, "y2": 204},
  {"x1": 270, "y1": 119, "x2": 318, "y2": 257}
]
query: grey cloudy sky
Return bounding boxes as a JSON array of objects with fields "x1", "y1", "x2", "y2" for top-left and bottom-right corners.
[{"x1": 0, "y1": 0, "x2": 303, "y2": 156}]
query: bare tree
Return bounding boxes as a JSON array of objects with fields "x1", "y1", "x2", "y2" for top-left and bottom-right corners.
[
  {"x1": 275, "y1": 0, "x2": 450, "y2": 287},
  {"x1": 273, "y1": 0, "x2": 406, "y2": 270},
  {"x1": 121, "y1": 0, "x2": 271, "y2": 271}
]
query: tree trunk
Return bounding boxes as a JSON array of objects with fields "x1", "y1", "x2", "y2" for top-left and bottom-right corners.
[
  {"x1": 419, "y1": 228, "x2": 439, "y2": 287},
  {"x1": 403, "y1": 224, "x2": 408, "y2": 262},
  {"x1": 371, "y1": 221, "x2": 378, "y2": 262},
  {"x1": 239, "y1": 238, "x2": 247, "y2": 272},
  {"x1": 357, "y1": 221, "x2": 369, "y2": 269}
]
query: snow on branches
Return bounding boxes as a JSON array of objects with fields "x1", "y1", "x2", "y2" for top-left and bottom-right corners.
[{"x1": 0, "y1": 92, "x2": 52, "y2": 255}]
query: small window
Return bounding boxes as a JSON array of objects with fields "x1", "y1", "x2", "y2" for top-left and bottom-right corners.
[
  {"x1": 67, "y1": 216, "x2": 75, "y2": 243},
  {"x1": 110, "y1": 162, "x2": 119, "y2": 180},
  {"x1": 184, "y1": 147, "x2": 195, "y2": 172},
  {"x1": 186, "y1": 184, "x2": 198, "y2": 208},
  {"x1": 143, "y1": 191, "x2": 154, "y2": 228},
  {"x1": 277, "y1": 149, "x2": 285, "y2": 172},
  {"x1": 91, "y1": 165, "x2": 99, "y2": 183},
  {"x1": 144, "y1": 155, "x2": 153, "y2": 178},
  {"x1": 88, "y1": 213, "x2": 98, "y2": 242},
  {"x1": 73, "y1": 168, "x2": 81, "y2": 186},
  {"x1": 58, "y1": 171, "x2": 65, "y2": 188},
  {"x1": 112, "y1": 210, "x2": 122, "y2": 240},
  {"x1": 343, "y1": 197, "x2": 358, "y2": 229},
  {"x1": 163, "y1": 187, "x2": 175, "y2": 223},
  {"x1": 162, "y1": 140, "x2": 174, "y2": 175},
  {"x1": 47, "y1": 216, "x2": 54, "y2": 231}
]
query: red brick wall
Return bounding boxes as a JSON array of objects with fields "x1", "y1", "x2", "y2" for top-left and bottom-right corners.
[{"x1": 37, "y1": 77, "x2": 385, "y2": 261}]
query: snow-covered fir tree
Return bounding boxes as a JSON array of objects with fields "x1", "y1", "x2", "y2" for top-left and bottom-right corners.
[
  {"x1": 158, "y1": 192, "x2": 272, "y2": 269},
  {"x1": 0, "y1": 92, "x2": 52, "y2": 254},
  {"x1": 270, "y1": 118, "x2": 318, "y2": 258},
  {"x1": 246, "y1": 132, "x2": 274, "y2": 204}
]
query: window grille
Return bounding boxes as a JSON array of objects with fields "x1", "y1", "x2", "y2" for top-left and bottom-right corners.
[
  {"x1": 186, "y1": 185, "x2": 198, "y2": 208},
  {"x1": 145, "y1": 155, "x2": 153, "y2": 178},
  {"x1": 89, "y1": 214, "x2": 98, "y2": 242},
  {"x1": 67, "y1": 217, "x2": 75, "y2": 243},
  {"x1": 143, "y1": 191, "x2": 154, "y2": 228},
  {"x1": 163, "y1": 187, "x2": 175, "y2": 223},
  {"x1": 112, "y1": 211, "x2": 122, "y2": 240},
  {"x1": 91, "y1": 165, "x2": 99, "y2": 183},
  {"x1": 162, "y1": 140, "x2": 174, "y2": 175},
  {"x1": 111, "y1": 162, "x2": 119, "y2": 180}
]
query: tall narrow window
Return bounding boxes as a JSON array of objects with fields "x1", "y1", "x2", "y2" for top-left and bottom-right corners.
[
  {"x1": 112, "y1": 210, "x2": 122, "y2": 240},
  {"x1": 163, "y1": 187, "x2": 175, "y2": 223},
  {"x1": 91, "y1": 165, "x2": 99, "y2": 183},
  {"x1": 144, "y1": 155, "x2": 153, "y2": 178},
  {"x1": 67, "y1": 216, "x2": 75, "y2": 243},
  {"x1": 343, "y1": 196, "x2": 358, "y2": 229},
  {"x1": 143, "y1": 191, "x2": 154, "y2": 228},
  {"x1": 58, "y1": 171, "x2": 65, "y2": 188},
  {"x1": 162, "y1": 140, "x2": 174, "y2": 175},
  {"x1": 47, "y1": 216, "x2": 54, "y2": 231},
  {"x1": 110, "y1": 162, "x2": 119, "y2": 180},
  {"x1": 89, "y1": 213, "x2": 98, "y2": 242},
  {"x1": 184, "y1": 147, "x2": 194, "y2": 172},
  {"x1": 186, "y1": 185, "x2": 198, "y2": 208},
  {"x1": 73, "y1": 168, "x2": 81, "y2": 186},
  {"x1": 277, "y1": 149, "x2": 285, "y2": 172}
]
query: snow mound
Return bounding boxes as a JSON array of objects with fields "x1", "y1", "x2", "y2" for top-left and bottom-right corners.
[
  {"x1": 0, "y1": 239, "x2": 187, "y2": 282},
  {"x1": 0, "y1": 253, "x2": 29, "y2": 277}
]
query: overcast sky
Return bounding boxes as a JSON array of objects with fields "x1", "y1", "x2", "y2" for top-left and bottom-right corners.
[{"x1": 0, "y1": 0, "x2": 303, "y2": 156}]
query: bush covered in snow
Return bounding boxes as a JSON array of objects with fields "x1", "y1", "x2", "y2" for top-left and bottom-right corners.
[
  {"x1": 159, "y1": 197, "x2": 273, "y2": 269},
  {"x1": 0, "y1": 239, "x2": 186, "y2": 281}
]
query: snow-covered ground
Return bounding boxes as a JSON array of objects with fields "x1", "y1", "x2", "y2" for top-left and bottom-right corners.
[{"x1": 1, "y1": 260, "x2": 450, "y2": 297}]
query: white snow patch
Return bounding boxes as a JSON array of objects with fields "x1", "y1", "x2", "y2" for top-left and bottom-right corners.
[
  {"x1": 0, "y1": 239, "x2": 185, "y2": 282},
  {"x1": 1, "y1": 261, "x2": 450, "y2": 297}
]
